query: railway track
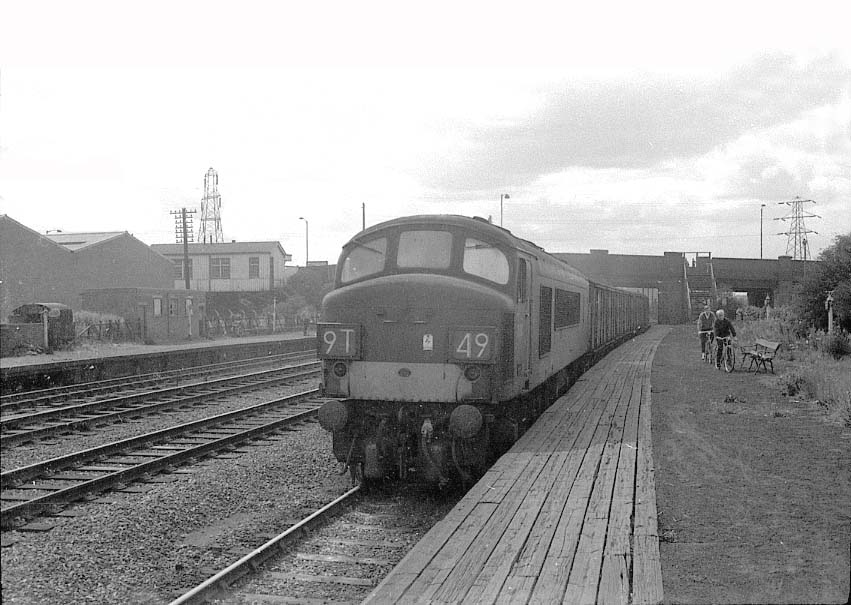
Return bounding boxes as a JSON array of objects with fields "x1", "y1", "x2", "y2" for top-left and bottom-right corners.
[
  {"x1": 1, "y1": 361, "x2": 320, "y2": 447},
  {"x1": 1, "y1": 388, "x2": 329, "y2": 529},
  {"x1": 170, "y1": 484, "x2": 452, "y2": 605},
  {"x1": 0, "y1": 351, "x2": 316, "y2": 412}
]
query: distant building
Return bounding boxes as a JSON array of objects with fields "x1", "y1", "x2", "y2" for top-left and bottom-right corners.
[
  {"x1": 0, "y1": 215, "x2": 173, "y2": 318},
  {"x1": 81, "y1": 287, "x2": 207, "y2": 343},
  {"x1": 151, "y1": 241, "x2": 292, "y2": 293}
]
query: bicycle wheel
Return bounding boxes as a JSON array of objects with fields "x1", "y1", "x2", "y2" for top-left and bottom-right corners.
[{"x1": 724, "y1": 345, "x2": 735, "y2": 372}]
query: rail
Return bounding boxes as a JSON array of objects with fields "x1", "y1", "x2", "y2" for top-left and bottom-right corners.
[
  {"x1": 1, "y1": 363, "x2": 320, "y2": 447},
  {"x1": 1, "y1": 389, "x2": 325, "y2": 528},
  {"x1": 168, "y1": 486, "x2": 362, "y2": 605}
]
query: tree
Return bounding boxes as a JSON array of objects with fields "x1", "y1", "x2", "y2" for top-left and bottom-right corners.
[
  {"x1": 285, "y1": 268, "x2": 333, "y2": 308},
  {"x1": 798, "y1": 232, "x2": 851, "y2": 332}
]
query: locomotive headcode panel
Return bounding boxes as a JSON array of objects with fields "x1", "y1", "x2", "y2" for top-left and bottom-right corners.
[
  {"x1": 316, "y1": 215, "x2": 648, "y2": 484},
  {"x1": 318, "y1": 323, "x2": 361, "y2": 358}
]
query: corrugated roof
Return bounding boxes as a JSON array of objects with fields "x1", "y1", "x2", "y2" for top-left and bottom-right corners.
[{"x1": 46, "y1": 231, "x2": 125, "y2": 251}]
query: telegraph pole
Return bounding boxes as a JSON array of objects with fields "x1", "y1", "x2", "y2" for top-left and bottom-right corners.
[{"x1": 171, "y1": 208, "x2": 196, "y2": 289}]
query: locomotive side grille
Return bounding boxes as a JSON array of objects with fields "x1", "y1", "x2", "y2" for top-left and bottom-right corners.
[{"x1": 501, "y1": 312, "x2": 514, "y2": 379}]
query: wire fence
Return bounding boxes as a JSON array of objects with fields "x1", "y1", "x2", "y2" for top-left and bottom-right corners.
[
  {"x1": 203, "y1": 314, "x2": 314, "y2": 338},
  {"x1": 74, "y1": 319, "x2": 144, "y2": 343}
]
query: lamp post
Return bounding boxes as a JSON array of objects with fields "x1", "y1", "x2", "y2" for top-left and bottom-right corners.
[
  {"x1": 500, "y1": 193, "x2": 510, "y2": 227},
  {"x1": 760, "y1": 204, "x2": 766, "y2": 259},
  {"x1": 298, "y1": 217, "x2": 309, "y2": 266}
]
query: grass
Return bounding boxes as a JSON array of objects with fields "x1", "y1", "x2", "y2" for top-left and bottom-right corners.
[
  {"x1": 780, "y1": 351, "x2": 851, "y2": 427},
  {"x1": 736, "y1": 317, "x2": 851, "y2": 428}
]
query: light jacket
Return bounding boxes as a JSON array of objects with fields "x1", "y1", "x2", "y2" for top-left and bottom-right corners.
[{"x1": 697, "y1": 311, "x2": 715, "y2": 331}]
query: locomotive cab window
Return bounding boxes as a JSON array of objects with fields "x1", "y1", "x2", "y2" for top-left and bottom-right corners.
[
  {"x1": 463, "y1": 238, "x2": 509, "y2": 285},
  {"x1": 397, "y1": 230, "x2": 452, "y2": 269},
  {"x1": 341, "y1": 237, "x2": 388, "y2": 283}
]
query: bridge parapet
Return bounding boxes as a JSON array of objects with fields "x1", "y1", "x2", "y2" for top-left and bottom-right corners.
[{"x1": 556, "y1": 250, "x2": 822, "y2": 324}]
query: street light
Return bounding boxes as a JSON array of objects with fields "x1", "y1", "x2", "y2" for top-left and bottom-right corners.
[
  {"x1": 760, "y1": 204, "x2": 766, "y2": 259},
  {"x1": 298, "y1": 217, "x2": 309, "y2": 266},
  {"x1": 500, "y1": 193, "x2": 510, "y2": 227}
]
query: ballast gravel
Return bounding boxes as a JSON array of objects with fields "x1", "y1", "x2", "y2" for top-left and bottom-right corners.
[
  {"x1": 1, "y1": 378, "x2": 318, "y2": 472},
  {"x1": 1, "y1": 422, "x2": 352, "y2": 605}
]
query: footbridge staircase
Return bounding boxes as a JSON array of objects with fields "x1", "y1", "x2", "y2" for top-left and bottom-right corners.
[{"x1": 685, "y1": 252, "x2": 717, "y2": 320}]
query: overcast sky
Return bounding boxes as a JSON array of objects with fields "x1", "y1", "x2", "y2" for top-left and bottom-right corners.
[{"x1": 1, "y1": 1, "x2": 849, "y2": 267}]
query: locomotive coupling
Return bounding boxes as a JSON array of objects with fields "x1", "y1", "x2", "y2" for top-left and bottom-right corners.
[
  {"x1": 318, "y1": 399, "x2": 349, "y2": 432},
  {"x1": 421, "y1": 418, "x2": 434, "y2": 440}
]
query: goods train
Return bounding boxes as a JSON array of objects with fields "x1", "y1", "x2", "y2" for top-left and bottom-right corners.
[{"x1": 316, "y1": 215, "x2": 648, "y2": 484}]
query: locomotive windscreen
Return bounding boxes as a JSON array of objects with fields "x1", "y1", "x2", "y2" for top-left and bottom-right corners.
[{"x1": 341, "y1": 237, "x2": 387, "y2": 283}]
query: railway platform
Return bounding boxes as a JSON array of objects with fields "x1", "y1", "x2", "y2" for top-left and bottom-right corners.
[
  {"x1": 1, "y1": 331, "x2": 315, "y2": 392},
  {"x1": 365, "y1": 325, "x2": 669, "y2": 604}
]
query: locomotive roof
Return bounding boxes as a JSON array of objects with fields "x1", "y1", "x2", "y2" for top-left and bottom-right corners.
[
  {"x1": 350, "y1": 214, "x2": 543, "y2": 252},
  {"x1": 342, "y1": 215, "x2": 640, "y2": 295},
  {"x1": 349, "y1": 214, "x2": 588, "y2": 276}
]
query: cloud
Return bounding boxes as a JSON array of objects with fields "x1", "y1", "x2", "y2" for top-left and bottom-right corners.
[
  {"x1": 717, "y1": 89, "x2": 851, "y2": 204},
  {"x1": 420, "y1": 53, "x2": 850, "y2": 192}
]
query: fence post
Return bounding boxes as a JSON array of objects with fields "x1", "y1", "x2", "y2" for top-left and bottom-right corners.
[{"x1": 42, "y1": 311, "x2": 49, "y2": 349}]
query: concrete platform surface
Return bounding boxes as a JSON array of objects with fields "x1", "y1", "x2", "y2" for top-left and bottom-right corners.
[{"x1": 0, "y1": 330, "x2": 313, "y2": 370}]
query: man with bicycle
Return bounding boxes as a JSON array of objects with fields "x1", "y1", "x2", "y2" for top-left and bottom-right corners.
[
  {"x1": 713, "y1": 309, "x2": 737, "y2": 370},
  {"x1": 697, "y1": 303, "x2": 716, "y2": 361}
]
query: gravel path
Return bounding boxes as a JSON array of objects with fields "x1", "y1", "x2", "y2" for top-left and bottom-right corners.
[
  {"x1": 2, "y1": 423, "x2": 351, "y2": 605},
  {"x1": 1, "y1": 377, "x2": 318, "y2": 472}
]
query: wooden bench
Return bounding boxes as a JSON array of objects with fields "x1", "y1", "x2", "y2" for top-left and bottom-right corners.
[{"x1": 740, "y1": 339, "x2": 781, "y2": 373}]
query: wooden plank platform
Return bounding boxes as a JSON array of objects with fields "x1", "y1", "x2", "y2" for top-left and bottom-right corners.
[{"x1": 365, "y1": 326, "x2": 670, "y2": 605}]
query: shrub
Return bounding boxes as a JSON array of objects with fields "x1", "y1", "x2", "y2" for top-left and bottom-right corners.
[
  {"x1": 808, "y1": 330, "x2": 851, "y2": 359},
  {"x1": 822, "y1": 331, "x2": 851, "y2": 359}
]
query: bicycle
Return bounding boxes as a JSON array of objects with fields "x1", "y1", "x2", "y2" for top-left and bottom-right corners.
[
  {"x1": 714, "y1": 335, "x2": 736, "y2": 373},
  {"x1": 698, "y1": 330, "x2": 714, "y2": 364}
]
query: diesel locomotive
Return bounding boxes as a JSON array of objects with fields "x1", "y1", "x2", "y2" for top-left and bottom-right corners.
[{"x1": 316, "y1": 215, "x2": 648, "y2": 484}]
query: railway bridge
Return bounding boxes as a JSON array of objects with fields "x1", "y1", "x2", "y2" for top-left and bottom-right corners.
[{"x1": 554, "y1": 250, "x2": 820, "y2": 324}]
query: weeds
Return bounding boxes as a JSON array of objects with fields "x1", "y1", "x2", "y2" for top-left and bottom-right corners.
[
  {"x1": 809, "y1": 330, "x2": 851, "y2": 360},
  {"x1": 779, "y1": 349, "x2": 851, "y2": 426},
  {"x1": 738, "y1": 316, "x2": 851, "y2": 426}
]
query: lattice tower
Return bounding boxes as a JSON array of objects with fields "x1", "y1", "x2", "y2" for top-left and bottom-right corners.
[
  {"x1": 198, "y1": 167, "x2": 224, "y2": 243},
  {"x1": 775, "y1": 197, "x2": 819, "y2": 260}
]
